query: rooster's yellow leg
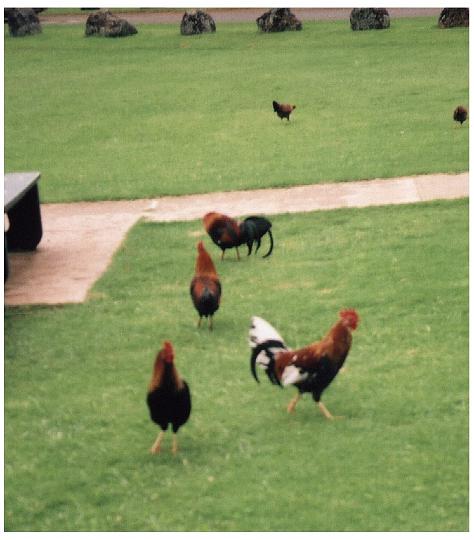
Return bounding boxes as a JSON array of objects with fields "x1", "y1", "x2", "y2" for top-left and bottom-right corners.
[
  {"x1": 287, "y1": 393, "x2": 300, "y2": 413},
  {"x1": 208, "y1": 316, "x2": 213, "y2": 331},
  {"x1": 317, "y1": 401, "x2": 340, "y2": 420},
  {"x1": 236, "y1": 247, "x2": 240, "y2": 260},
  {"x1": 150, "y1": 431, "x2": 165, "y2": 454},
  {"x1": 172, "y1": 434, "x2": 178, "y2": 455},
  {"x1": 221, "y1": 250, "x2": 225, "y2": 260},
  {"x1": 197, "y1": 316, "x2": 202, "y2": 328}
]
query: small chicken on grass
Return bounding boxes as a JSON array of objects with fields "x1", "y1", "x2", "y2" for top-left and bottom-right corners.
[
  {"x1": 146, "y1": 341, "x2": 191, "y2": 455},
  {"x1": 453, "y1": 105, "x2": 468, "y2": 126},
  {"x1": 273, "y1": 100, "x2": 296, "y2": 121},
  {"x1": 190, "y1": 241, "x2": 221, "y2": 330},
  {"x1": 249, "y1": 309, "x2": 359, "y2": 419}
]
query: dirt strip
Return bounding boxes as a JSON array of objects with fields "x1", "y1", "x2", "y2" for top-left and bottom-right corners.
[
  {"x1": 4, "y1": 172, "x2": 468, "y2": 306},
  {"x1": 39, "y1": 8, "x2": 442, "y2": 25}
]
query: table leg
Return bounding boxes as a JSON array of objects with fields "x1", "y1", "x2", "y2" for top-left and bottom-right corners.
[
  {"x1": 4, "y1": 233, "x2": 9, "y2": 282},
  {"x1": 6, "y1": 184, "x2": 43, "y2": 251}
]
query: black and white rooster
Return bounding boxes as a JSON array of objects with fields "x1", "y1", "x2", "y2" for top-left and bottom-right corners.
[{"x1": 248, "y1": 310, "x2": 359, "y2": 418}]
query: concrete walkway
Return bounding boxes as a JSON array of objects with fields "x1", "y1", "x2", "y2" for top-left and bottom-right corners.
[
  {"x1": 40, "y1": 8, "x2": 442, "y2": 25},
  {"x1": 4, "y1": 172, "x2": 468, "y2": 306}
]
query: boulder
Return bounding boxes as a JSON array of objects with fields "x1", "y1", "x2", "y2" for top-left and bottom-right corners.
[
  {"x1": 5, "y1": 8, "x2": 42, "y2": 37},
  {"x1": 180, "y1": 10, "x2": 216, "y2": 35},
  {"x1": 350, "y1": 8, "x2": 390, "y2": 31},
  {"x1": 438, "y1": 8, "x2": 469, "y2": 28},
  {"x1": 256, "y1": 8, "x2": 302, "y2": 32},
  {"x1": 85, "y1": 10, "x2": 138, "y2": 38}
]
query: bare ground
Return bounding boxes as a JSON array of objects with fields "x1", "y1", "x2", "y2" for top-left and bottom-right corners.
[{"x1": 39, "y1": 8, "x2": 442, "y2": 25}]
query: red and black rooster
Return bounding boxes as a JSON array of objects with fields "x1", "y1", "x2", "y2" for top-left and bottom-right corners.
[
  {"x1": 203, "y1": 211, "x2": 273, "y2": 260},
  {"x1": 146, "y1": 341, "x2": 191, "y2": 454},
  {"x1": 453, "y1": 105, "x2": 468, "y2": 126},
  {"x1": 190, "y1": 241, "x2": 222, "y2": 330},
  {"x1": 273, "y1": 100, "x2": 296, "y2": 121}
]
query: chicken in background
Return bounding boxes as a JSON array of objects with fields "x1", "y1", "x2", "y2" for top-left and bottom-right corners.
[
  {"x1": 203, "y1": 212, "x2": 274, "y2": 260},
  {"x1": 249, "y1": 309, "x2": 359, "y2": 419},
  {"x1": 146, "y1": 341, "x2": 191, "y2": 454},
  {"x1": 190, "y1": 241, "x2": 222, "y2": 330},
  {"x1": 273, "y1": 100, "x2": 296, "y2": 121},
  {"x1": 241, "y1": 216, "x2": 273, "y2": 258},
  {"x1": 453, "y1": 105, "x2": 468, "y2": 126},
  {"x1": 203, "y1": 212, "x2": 242, "y2": 260}
]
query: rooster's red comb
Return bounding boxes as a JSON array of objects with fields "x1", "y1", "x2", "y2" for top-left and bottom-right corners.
[{"x1": 339, "y1": 309, "x2": 359, "y2": 330}]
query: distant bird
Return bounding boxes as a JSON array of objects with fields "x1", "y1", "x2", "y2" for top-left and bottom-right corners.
[
  {"x1": 273, "y1": 100, "x2": 296, "y2": 121},
  {"x1": 190, "y1": 241, "x2": 222, "y2": 330},
  {"x1": 146, "y1": 341, "x2": 191, "y2": 455},
  {"x1": 203, "y1": 212, "x2": 274, "y2": 260},
  {"x1": 453, "y1": 105, "x2": 468, "y2": 125},
  {"x1": 249, "y1": 309, "x2": 359, "y2": 419}
]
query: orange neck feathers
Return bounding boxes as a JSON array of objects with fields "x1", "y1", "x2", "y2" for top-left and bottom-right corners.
[
  {"x1": 195, "y1": 241, "x2": 218, "y2": 277},
  {"x1": 202, "y1": 212, "x2": 221, "y2": 232},
  {"x1": 308, "y1": 310, "x2": 359, "y2": 359},
  {"x1": 148, "y1": 341, "x2": 183, "y2": 392},
  {"x1": 202, "y1": 212, "x2": 240, "y2": 236}
]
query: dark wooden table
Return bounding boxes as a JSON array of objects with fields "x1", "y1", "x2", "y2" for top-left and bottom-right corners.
[{"x1": 4, "y1": 171, "x2": 43, "y2": 280}]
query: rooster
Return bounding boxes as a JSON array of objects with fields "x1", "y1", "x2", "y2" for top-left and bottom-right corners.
[
  {"x1": 242, "y1": 216, "x2": 273, "y2": 258},
  {"x1": 249, "y1": 309, "x2": 359, "y2": 419},
  {"x1": 190, "y1": 241, "x2": 221, "y2": 330},
  {"x1": 203, "y1": 212, "x2": 274, "y2": 260},
  {"x1": 203, "y1": 212, "x2": 242, "y2": 260},
  {"x1": 453, "y1": 105, "x2": 468, "y2": 125},
  {"x1": 273, "y1": 100, "x2": 296, "y2": 121},
  {"x1": 146, "y1": 341, "x2": 191, "y2": 454}
]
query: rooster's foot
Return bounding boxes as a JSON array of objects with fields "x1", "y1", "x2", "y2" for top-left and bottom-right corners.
[{"x1": 287, "y1": 394, "x2": 300, "y2": 413}]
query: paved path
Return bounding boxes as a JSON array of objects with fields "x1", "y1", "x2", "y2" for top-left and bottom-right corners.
[
  {"x1": 40, "y1": 8, "x2": 442, "y2": 25},
  {"x1": 4, "y1": 173, "x2": 468, "y2": 306}
]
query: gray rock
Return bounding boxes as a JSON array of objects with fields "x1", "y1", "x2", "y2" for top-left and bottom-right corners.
[
  {"x1": 256, "y1": 8, "x2": 302, "y2": 32},
  {"x1": 438, "y1": 8, "x2": 469, "y2": 28},
  {"x1": 5, "y1": 8, "x2": 42, "y2": 37},
  {"x1": 350, "y1": 8, "x2": 390, "y2": 31},
  {"x1": 180, "y1": 10, "x2": 216, "y2": 35},
  {"x1": 85, "y1": 10, "x2": 138, "y2": 38}
]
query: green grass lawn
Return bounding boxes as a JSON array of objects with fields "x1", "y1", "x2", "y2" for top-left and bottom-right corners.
[
  {"x1": 4, "y1": 199, "x2": 468, "y2": 531},
  {"x1": 4, "y1": 17, "x2": 468, "y2": 203}
]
